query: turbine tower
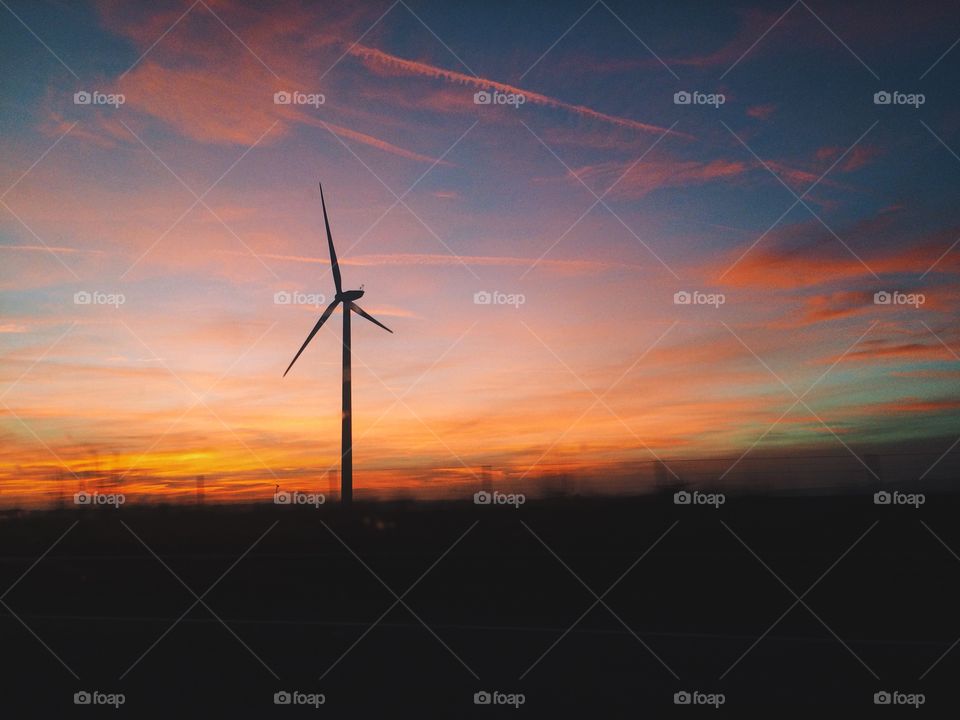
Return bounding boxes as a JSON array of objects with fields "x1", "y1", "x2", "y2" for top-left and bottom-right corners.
[{"x1": 283, "y1": 183, "x2": 393, "y2": 504}]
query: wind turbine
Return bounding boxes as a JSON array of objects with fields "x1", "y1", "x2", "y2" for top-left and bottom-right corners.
[{"x1": 283, "y1": 183, "x2": 393, "y2": 504}]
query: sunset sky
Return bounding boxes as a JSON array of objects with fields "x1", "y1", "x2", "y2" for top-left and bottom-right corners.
[{"x1": 2, "y1": 0, "x2": 959, "y2": 505}]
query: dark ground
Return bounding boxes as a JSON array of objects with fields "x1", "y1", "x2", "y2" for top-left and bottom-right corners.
[{"x1": 1, "y1": 491, "x2": 957, "y2": 716}]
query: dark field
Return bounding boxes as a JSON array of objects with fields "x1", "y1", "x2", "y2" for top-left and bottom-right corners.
[{"x1": 1, "y1": 492, "x2": 958, "y2": 716}]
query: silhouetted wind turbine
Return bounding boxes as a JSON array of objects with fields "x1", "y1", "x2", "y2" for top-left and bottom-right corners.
[{"x1": 283, "y1": 183, "x2": 393, "y2": 504}]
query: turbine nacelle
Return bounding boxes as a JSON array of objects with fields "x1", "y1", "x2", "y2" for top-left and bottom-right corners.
[{"x1": 337, "y1": 289, "x2": 365, "y2": 302}]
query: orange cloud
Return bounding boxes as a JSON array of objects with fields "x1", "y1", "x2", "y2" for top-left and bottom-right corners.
[
  {"x1": 718, "y1": 234, "x2": 960, "y2": 290},
  {"x1": 574, "y1": 157, "x2": 747, "y2": 199}
]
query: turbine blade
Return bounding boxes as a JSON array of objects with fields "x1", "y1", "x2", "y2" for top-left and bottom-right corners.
[
  {"x1": 349, "y1": 302, "x2": 393, "y2": 333},
  {"x1": 319, "y1": 182, "x2": 343, "y2": 295},
  {"x1": 283, "y1": 300, "x2": 341, "y2": 377}
]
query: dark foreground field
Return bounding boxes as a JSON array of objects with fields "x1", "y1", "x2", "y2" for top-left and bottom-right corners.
[{"x1": 1, "y1": 491, "x2": 957, "y2": 716}]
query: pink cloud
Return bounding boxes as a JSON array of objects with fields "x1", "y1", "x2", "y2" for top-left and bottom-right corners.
[{"x1": 746, "y1": 104, "x2": 777, "y2": 120}]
